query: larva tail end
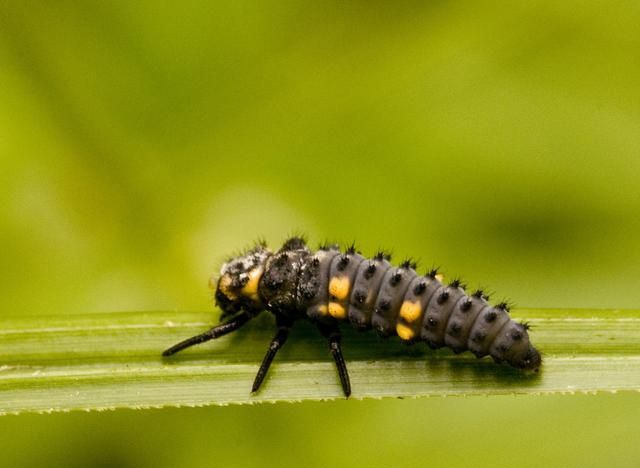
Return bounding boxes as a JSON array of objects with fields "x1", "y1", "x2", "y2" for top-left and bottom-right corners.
[{"x1": 514, "y1": 345, "x2": 542, "y2": 372}]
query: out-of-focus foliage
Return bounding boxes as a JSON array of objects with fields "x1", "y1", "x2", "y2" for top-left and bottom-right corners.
[{"x1": 1, "y1": 1, "x2": 639, "y2": 467}]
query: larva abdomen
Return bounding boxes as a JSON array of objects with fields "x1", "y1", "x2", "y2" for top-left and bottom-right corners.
[{"x1": 301, "y1": 243, "x2": 540, "y2": 371}]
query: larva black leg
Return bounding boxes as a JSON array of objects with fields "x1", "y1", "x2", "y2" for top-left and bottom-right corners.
[
  {"x1": 329, "y1": 335, "x2": 351, "y2": 397},
  {"x1": 162, "y1": 312, "x2": 251, "y2": 356},
  {"x1": 251, "y1": 324, "x2": 290, "y2": 393},
  {"x1": 318, "y1": 324, "x2": 351, "y2": 397}
]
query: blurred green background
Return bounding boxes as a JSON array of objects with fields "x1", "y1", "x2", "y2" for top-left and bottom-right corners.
[{"x1": 1, "y1": 1, "x2": 639, "y2": 467}]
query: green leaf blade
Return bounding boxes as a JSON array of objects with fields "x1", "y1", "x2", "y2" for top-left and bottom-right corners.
[{"x1": 1, "y1": 309, "x2": 639, "y2": 415}]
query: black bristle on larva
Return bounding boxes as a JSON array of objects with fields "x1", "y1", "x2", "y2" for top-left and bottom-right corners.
[
  {"x1": 337, "y1": 254, "x2": 350, "y2": 271},
  {"x1": 437, "y1": 290, "x2": 449, "y2": 304},
  {"x1": 364, "y1": 262, "x2": 377, "y2": 279},
  {"x1": 374, "y1": 250, "x2": 392, "y2": 261},
  {"x1": 484, "y1": 310, "x2": 497, "y2": 322},
  {"x1": 413, "y1": 280, "x2": 427, "y2": 295},
  {"x1": 281, "y1": 236, "x2": 307, "y2": 251},
  {"x1": 253, "y1": 238, "x2": 268, "y2": 249},
  {"x1": 318, "y1": 241, "x2": 339, "y2": 251},
  {"x1": 390, "y1": 270, "x2": 402, "y2": 286},
  {"x1": 472, "y1": 289, "x2": 485, "y2": 299},
  {"x1": 400, "y1": 258, "x2": 418, "y2": 270},
  {"x1": 426, "y1": 267, "x2": 440, "y2": 278},
  {"x1": 166, "y1": 237, "x2": 541, "y2": 398}
]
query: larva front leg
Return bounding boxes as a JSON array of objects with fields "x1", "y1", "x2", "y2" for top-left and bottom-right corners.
[{"x1": 162, "y1": 311, "x2": 252, "y2": 356}]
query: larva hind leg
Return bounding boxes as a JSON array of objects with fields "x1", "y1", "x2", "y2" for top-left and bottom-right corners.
[{"x1": 317, "y1": 322, "x2": 351, "y2": 398}]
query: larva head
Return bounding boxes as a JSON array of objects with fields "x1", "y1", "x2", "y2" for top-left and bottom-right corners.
[{"x1": 212, "y1": 245, "x2": 271, "y2": 316}]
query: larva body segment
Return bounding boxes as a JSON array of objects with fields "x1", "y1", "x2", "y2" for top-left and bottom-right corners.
[
  {"x1": 467, "y1": 307, "x2": 511, "y2": 358},
  {"x1": 163, "y1": 237, "x2": 541, "y2": 397},
  {"x1": 396, "y1": 275, "x2": 441, "y2": 342},
  {"x1": 347, "y1": 256, "x2": 392, "y2": 329},
  {"x1": 303, "y1": 247, "x2": 340, "y2": 321},
  {"x1": 326, "y1": 251, "x2": 365, "y2": 321},
  {"x1": 444, "y1": 294, "x2": 490, "y2": 353},
  {"x1": 372, "y1": 266, "x2": 417, "y2": 337},
  {"x1": 421, "y1": 284, "x2": 467, "y2": 348}
]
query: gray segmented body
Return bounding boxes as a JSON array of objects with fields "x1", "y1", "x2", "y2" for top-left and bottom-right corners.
[{"x1": 253, "y1": 239, "x2": 540, "y2": 370}]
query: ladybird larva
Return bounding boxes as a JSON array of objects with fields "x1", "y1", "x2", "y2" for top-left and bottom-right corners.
[{"x1": 162, "y1": 237, "x2": 541, "y2": 397}]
